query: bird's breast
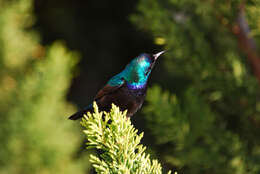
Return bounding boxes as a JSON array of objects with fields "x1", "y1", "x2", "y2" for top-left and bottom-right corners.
[{"x1": 119, "y1": 85, "x2": 147, "y2": 116}]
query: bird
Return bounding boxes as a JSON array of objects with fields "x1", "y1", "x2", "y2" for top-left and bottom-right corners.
[{"x1": 68, "y1": 51, "x2": 166, "y2": 120}]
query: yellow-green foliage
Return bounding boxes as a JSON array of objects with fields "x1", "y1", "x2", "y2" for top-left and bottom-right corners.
[
  {"x1": 81, "y1": 103, "x2": 172, "y2": 174},
  {"x1": 0, "y1": 0, "x2": 88, "y2": 173}
]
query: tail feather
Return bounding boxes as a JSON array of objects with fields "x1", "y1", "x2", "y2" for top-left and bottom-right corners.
[
  {"x1": 68, "y1": 110, "x2": 84, "y2": 120},
  {"x1": 68, "y1": 104, "x2": 93, "y2": 120}
]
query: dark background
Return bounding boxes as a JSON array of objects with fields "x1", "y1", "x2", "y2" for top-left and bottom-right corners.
[
  {"x1": 33, "y1": 1, "x2": 169, "y2": 152},
  {"x1": 34, "y1": 0, "x2": 163, "y2": 109}
]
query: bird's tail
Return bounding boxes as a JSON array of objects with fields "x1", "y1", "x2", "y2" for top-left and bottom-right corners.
[{"x1": 68, "y1": 104, "x2": 93, "y2": 120}]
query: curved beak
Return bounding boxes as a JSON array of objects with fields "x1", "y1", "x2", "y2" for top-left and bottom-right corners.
[{"x1": 153, "y1": 50, "x2": 166, "y2": 60}]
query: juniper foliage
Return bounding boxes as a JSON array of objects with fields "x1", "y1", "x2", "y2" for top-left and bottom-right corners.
[{"x1": 81, "y1": 103, "x2": 172, "y2": 174}]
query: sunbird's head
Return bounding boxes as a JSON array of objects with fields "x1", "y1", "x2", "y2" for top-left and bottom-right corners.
[
  {"x1": 124, "y1": 51, "x2": 166, "y2": 84},
  {"x1": 132, "y1": 50, "x2": 166, "y2": 76}
]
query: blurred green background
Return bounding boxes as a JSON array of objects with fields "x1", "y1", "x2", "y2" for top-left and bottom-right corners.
[{"x1": 1, "y1": 0, "x2": 260, "y2": 173}]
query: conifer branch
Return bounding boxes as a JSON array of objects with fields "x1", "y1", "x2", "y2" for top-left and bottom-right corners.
[{"x1": 81, "y1": 102, "x2": 172, "y2": 174}]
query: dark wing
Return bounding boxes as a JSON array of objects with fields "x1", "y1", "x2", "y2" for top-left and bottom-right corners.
[{"x1": 94, "y1": 78, "x2": 126, "y2": 100}]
